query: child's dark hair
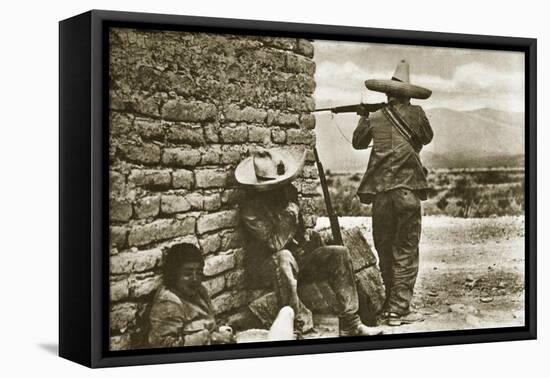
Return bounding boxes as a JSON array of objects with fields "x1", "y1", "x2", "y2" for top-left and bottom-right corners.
[{"x1": 162, "y1": 243, "x2": 204, "y2": 289}]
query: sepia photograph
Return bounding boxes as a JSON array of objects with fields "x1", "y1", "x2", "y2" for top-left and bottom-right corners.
[{"x1": 107, "y1": 26, "x2": 526, "y2": 351}]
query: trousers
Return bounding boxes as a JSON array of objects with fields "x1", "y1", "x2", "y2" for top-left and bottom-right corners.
[
  {"x1": 372, "y1": 187, "x2": 422, "y2": 315},
  {"x1": 271, "y1": 245, "x2": 361, "y2": 331}
]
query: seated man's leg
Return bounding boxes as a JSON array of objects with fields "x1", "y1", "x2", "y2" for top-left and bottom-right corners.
[
  {"x1": 272, "y1": 249, "x2": 313, "y2": 333},
  {"x1": 300, "y1": 246, "x2": 381, "y2": 336}
]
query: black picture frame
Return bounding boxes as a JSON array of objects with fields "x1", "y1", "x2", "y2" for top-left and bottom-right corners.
[{"x1": 59, "y1": 9, "x2": 537, "y2": 368}]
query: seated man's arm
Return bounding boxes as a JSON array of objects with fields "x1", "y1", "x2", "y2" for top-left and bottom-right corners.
[
  {"x1": 352, "y1": 116, "x2": 373, "y2": 150},
  {"x1": 241, "y1": 201, "x2": 299, "y2": 252}
]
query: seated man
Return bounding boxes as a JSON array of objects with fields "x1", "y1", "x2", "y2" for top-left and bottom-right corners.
[
  {"x1": 235, "y1": 147, "x2": 382, "y2": 337},
  {"x1": 148, "y1": 243, "x2": 233, "y2": 347}
]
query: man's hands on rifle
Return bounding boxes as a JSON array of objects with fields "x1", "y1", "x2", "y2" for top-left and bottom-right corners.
[{"x1": 356, "y1": 104, "x2": 370, "y2": 117}]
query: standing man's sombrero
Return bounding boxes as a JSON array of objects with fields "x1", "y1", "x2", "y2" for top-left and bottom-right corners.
[
  {"x1": 235, "y1": 148, "x2": 306, "y2": 192},
  {"x1": 365, "y1": 59, "x2": 432, "y2": 99}
]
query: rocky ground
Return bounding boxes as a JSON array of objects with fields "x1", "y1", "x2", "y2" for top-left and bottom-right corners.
[{"x1": 308, "y1": 215, "x2": 525, "y2": 337}]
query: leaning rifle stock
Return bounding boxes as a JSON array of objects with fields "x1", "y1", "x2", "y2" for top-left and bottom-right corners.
[{"x1": 313, "y1": 147, "x2": 343, "y2": 246}]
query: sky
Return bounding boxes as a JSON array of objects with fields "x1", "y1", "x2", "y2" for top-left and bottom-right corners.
[{"x1": 313, "y1": 40, "x2": 525, "y2": 112}]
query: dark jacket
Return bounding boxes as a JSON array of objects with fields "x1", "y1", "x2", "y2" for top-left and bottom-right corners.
[{"x1": 352, "y1": 103, "x2": 433, "y2": 204}]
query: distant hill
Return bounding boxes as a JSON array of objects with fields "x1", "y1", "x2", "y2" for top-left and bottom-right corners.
[{"x1": 315, "y1": 107, "x2": 525, "y2": 172}]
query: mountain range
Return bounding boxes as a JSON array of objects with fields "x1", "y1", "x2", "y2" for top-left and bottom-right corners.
[{"x1": 315, "y1": 107, "x2": 525, "y2": 172}]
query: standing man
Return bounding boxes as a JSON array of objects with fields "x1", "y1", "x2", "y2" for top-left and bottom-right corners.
[
  {"x1": 352, "y1": 60, "x2": 433, "y2": 326},
  {"x1": 236, "y1": 148, "x2": 382, "y2": 336}
]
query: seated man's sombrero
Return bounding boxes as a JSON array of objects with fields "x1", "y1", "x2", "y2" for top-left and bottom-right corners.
[
  {"x1": 235, "y1": 147, "x2": 306, "y2": 192},
  {"x1": 365, "y1": 59, "x2": 432, "y2": 100}
]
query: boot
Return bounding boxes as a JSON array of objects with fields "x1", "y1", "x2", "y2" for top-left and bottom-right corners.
[
  {"x1": 340, "y1": 323, "x2": 383, "y2": 337},
  {"x1": 387, "y1": 311, "x2": 424, "y2": 326}
]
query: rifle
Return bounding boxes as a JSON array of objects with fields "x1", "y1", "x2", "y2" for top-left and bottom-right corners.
[
  {"x1": 313, "y1": 147, "x2": 343, "y2": 246},
  {"x1": 314, "y1": 102, "x2": 386, "y2": 114}
]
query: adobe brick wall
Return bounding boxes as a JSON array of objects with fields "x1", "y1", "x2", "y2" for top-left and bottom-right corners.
[{"x1": 108, "y1": 28, "x2": 319, "y2": 350}]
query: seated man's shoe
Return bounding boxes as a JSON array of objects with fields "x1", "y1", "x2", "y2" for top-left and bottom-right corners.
[
  {"x1": 340, "y1": 323, "x2": 383, "y2": 337},
  {"x1": 387, "y1": 311, "x2": 425, "y2": 326}
]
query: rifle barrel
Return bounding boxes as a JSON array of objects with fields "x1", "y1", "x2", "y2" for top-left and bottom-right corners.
[{"x1": 313, "y1": 102, "x2": 386, "y2": 114}]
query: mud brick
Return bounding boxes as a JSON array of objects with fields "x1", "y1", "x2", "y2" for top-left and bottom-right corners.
[
  {"x1": 260, "y1": 36, "x2": 296, "y2": 51},
  {"x1": 224, "y1": 104, "x2": 267, "y2": 123},
  {"x1": 300, "y1": 179, "x2": 319, "y2": 196},
  {"x1": 221, "y1": 188, "x2": 243, "y2": 205},
  {"x1": 129, "y1": 274, "x2": 162, "y2": 298},
  {"x1": 128, "y1": 169, "x2": 171, "y2": 189},
  {"x1": 110, "y1": 278, "x2": 129, "y2": 302},
  {"x1": 172, "y1": 169, "x2": 194, "y2": 189},
  {"x1": 130, "y1": 93, "x2": 161, "y2": 117},
  {"x1": 186, "y1": 192, "x2": 205, "y2": 210},
  {"x1": 300, "y1": 113, "x2": 316, "y2": 130},
  {"x1": 220, "y1": 126, "x2": 248, "y2": 143},
  {"x1": 305, "y1": 149, "x2": 316, "y2": 163},
  {"x1": 232, "y1": 247, "x2": 246, "y2": 266},
  {"x1": 110, "y1": 199, "x2": 133, "y2": 222},
  {"x1": 111, "y1": 302, "x2": 138, "y2": 331},
  {"x1": 302, "y1": 214, "x2": 317, "y2": 228},
  {"x1": 110, "y1": 112, "x2": 134, "y2": 136},
  {"x1": 220, "y1": 147, "x2": 242, "y2": 164},
  {"x1": 196, "y1": 210, "x2": 238, "y2": 234},
  {"x1": 271, "y1": 128, "x2": 286, "y2": 143},
  {"x1": 110, "y1": 334, "x2": 132, "y2": 351},
  {"x1": 110, "y1": 226, "x2": 128, "y2": 249},
  {"x1": 203, "y1": 193, "x2": 222, "y2": 211},
  {"x1": 110, "y1": 248, "x2": 163, "y2": 274},
  {"x1": 118, "y1": 143, "x2": 161, "y2": 165},
  {"x1": 296, "y1": 39, "x2": 314, "y2": 58},
  {"x1": 286, "y1": 94, "x2": 316, "y2": 112},
  {"x1": 195, "y1": 169, "x2": 228, "y2": 188},
  {"x1": 221, "y1": 230, "x2": 242, "y2": 250},
  {"x1": 134, "y1": 195, "x2": 161, "y2": 219},
  {"x1": 274, "y1": 112, "x2": 300, "y2": 127},
  {"x1": 199, "y1": 233, "x2": 221, "y2": 254},
  {"x1": 298, "y1": 197, "x2": 318, "y2": 213},
  {"x1": 160, "y1": 194, "x2": 191, "y2": 214},
  {"x1": 166, "y1": 124, "x2": 205, "y2": 145},
  {"x1": 204, "y1": 252, "x2": 236, "y2": 276},
  {"x1": 204, "y1": 123, "x2": 220, "y2": 143},
  {"x1": 301, "y1": 164, "x2": 319, "y2": 179},
  {"x1": 248, "y1": 125, "x2": 271, "y2": 144},
  {"x1": 200, "y1": 148, "x2": 221, "y2": 165},
  {"x1": 134, "y1": 118, "x2": 164, "y2": 140},
  {"x1": 286, "y1": 53, "x2": 316, "y2": 75},
  {"x1": 127, "y1": 218, "x2": 195, "y2": 246},
  {"x1": 162, "y1": 148, "x2": 201, "y2": 167},
  {"x1": 203, "y1": 276, "x2": 226, "y2": 297},
  {"x1": 286, "y1": 129, "x2": 316, "y2": 145},
  {"x1": 162, "y1": 99, "x2": 217, "y2": 122},
  {"x1": 109, "y1": 171, "x2": 126, "y2": 196},
  {"x1": 287, "y1": 74, "x2": 316, "y2": 95}
]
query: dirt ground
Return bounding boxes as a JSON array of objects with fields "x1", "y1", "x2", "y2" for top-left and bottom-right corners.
[{"x1": 309, "y1": 215, "x2": 526, "y2": 337}]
